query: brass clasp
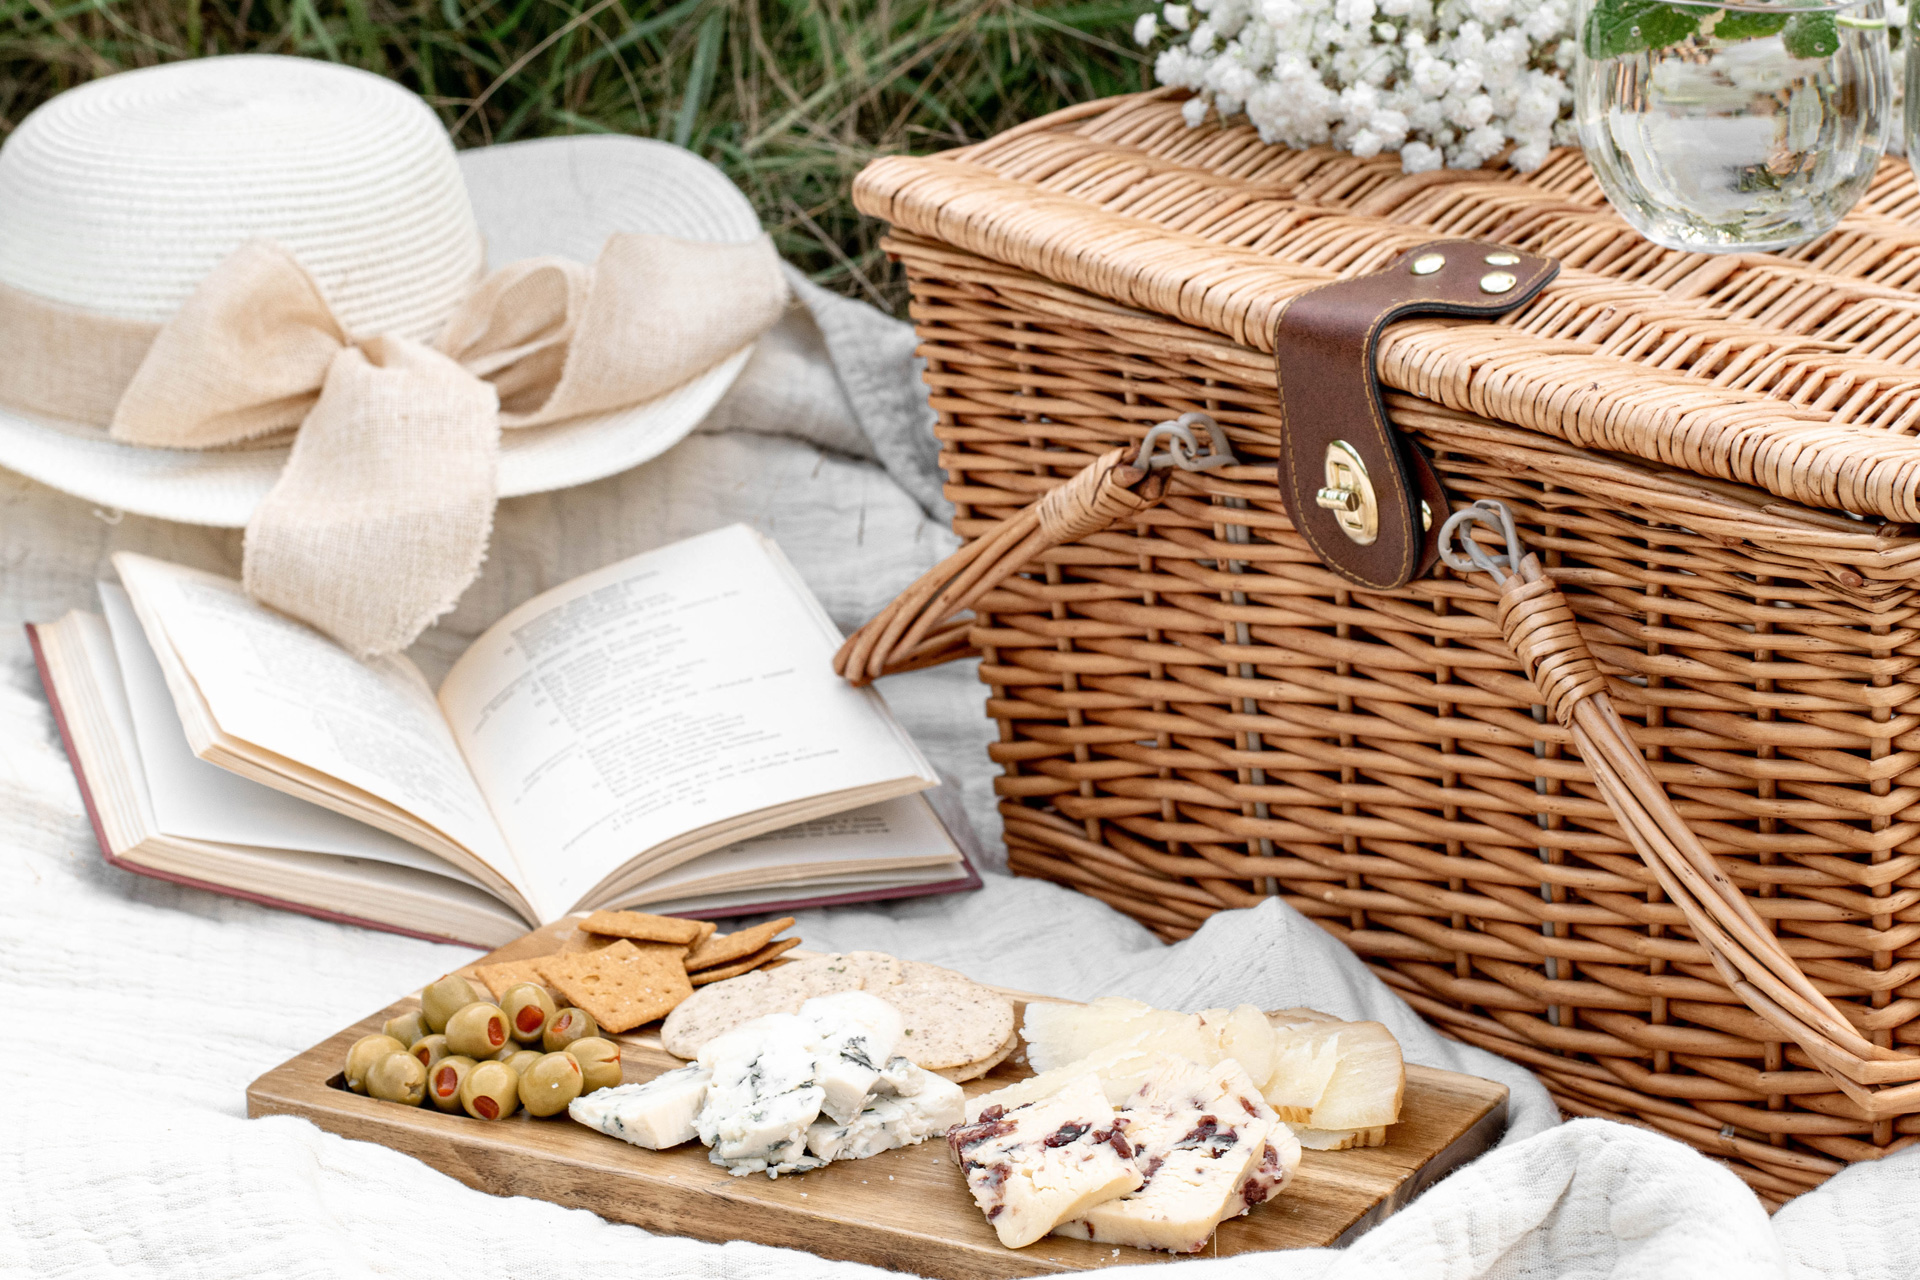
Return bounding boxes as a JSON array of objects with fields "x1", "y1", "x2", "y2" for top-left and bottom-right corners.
[{"x1": 1315, "y1": 440, "x2": 1379, "y2": 546}]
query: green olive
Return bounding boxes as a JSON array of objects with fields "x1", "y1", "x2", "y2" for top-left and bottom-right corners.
[
  {"x1": 344, "y1": 1033, "x2": 407, "y2": 1094},
  {"x1": 381, "y1": 1010, "x2": 431, "y2": 1047},
  {"x1": 426, "y1": 1056, "x2": 476, "y2": 1112},
  {"x1": 502, "y1": 983, "x2": 557, "y2": 1044},
  {"x1": 564, "y1": 1037, "x2": 622, "y2": 1093},
  {"x1": 366, "y1": 1052, "x2": 427, "y2": 1106},
  {"x1": 542, "y1": 1006, "x2": 599, "y2": 1053},
  {"x1": 459, "y1": 1059, "x2": 520, "y2": 1120},
  {"x1": 445, "y1": 1002, "x2": 511, "y2": 1059},
  {"x1": 504, "y1": 1049, "x2": 543, "y2": 1077},
  {"x1": 490, "y1": 1039, "x2": 522, "y2": 1062},
  {"x1": 421, "y1": 975, "x2": 482, "y2": 1033},
  {"x1": 520, "y1": 1052, "x2": 584, "y2": 1117},
  {"x1": 410, "y1": 1033, "x2": 450, "y2": 1072}
]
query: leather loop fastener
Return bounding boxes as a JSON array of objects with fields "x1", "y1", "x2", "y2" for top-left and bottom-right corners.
[{"x1": 1274, "y1": 239, "x2": 1558, "y2": 591}]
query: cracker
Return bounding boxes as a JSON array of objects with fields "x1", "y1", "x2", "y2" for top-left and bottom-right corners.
[
  {"x1": 932, "y1": 1028, "x2": 1020, "y2": 1083},
  {"x1": 692, "y1": 920, "x2": 719, "y2": 947},
  {"x1": 871, "y1": 979, "x2": 1017, "y2": 1070},
  {"x1": 759, "y1": 953, "x2": 867, "y2": 1005},
  {"x1": 579, "y1": 910, "x2": 706, "y2": 946},
  {"x1": 472, "y1": 958, "x2": 561, "y2": 1004},
  {"x1": 559, "y1": 929, "x2": 621, "y2": 956},
  {"x1": 839, "y1": 951, "x2": 904, "y2": 988},
  {"x1": 537, "y1": 939, "x2": 693, "y2": 1034},
  {"x1": 684, "y1": 917, "x2": 796, "y2": 971},
  {"x1": 660, "y1": 969, "x2": 784, "y2": 1058},
  {"x1": 688, "y1": 937, "x2": 801, "y2": 985},
  {"x1": 898, "y1": 959, "x2": 968, "y2": 986}
]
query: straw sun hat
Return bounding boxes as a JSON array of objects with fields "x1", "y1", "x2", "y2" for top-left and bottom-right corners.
[{"x1": 0, "y1": 55, "x2": 787, "y2": 654}]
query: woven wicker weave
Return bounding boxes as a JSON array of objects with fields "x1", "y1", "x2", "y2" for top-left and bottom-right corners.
[{"x1": 850, "y1": 89, "x2": 1920, "y2": 1203}]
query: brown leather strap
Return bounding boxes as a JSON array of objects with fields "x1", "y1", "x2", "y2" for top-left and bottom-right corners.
[{"x1": 1274, "y1": 240, "x2": 1558, "y2": 590}]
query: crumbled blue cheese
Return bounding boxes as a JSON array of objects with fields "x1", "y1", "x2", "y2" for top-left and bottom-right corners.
[
  {"x1": 684, "y1": 994, "x2": 957, "y2": 1178},
  {"x1": 806, "y1": 1059, "x2": 964, "y2": 1162},
  {"x1": 799, "y1": 992, "x2": 904, "y2": 1125},
  {"x1": 695, "y1": 1013, "x2": 827, "y2": 1176},
  {"x1": 567, "y1": 1064, "x2": 712, "y2": 1149}
]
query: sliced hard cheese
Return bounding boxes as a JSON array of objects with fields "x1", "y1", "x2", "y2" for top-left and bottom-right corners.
[
  {"x1": 948, "y1": 1074, "x2": 1143, "y2": 1249},
  {"x1": 1200, "y1": 1005, "x2": 1275, "y2": 1091},
  {"x1": 568, "y1": 1064, "x2": 712, "y2": 1149},
  {"x1": 1262, "y1": 1016, "x2": 1403, "y2": 1130},
  {"x1": 1289, "y1": 1124, "x2": 1389, "y2": 1151},
  {"x1": 1261, "y1": 1020, "x2": 1345, "y2": 1123},
  {"x1": 1021, "y1": 997, "x2": 1187, "y2": 1073},
  {"x1": 967, "y1": 1039, "x2": 1182, "y2": 1119},
  {"x1": 1053, "y1": 1057, "x2": 1299, "y2": 1254},
  {"x1": 1304, "y1": 1021, "x2": 1404, "y2": 1130}
]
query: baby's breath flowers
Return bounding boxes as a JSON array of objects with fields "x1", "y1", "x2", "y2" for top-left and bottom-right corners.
[
  {"x1": 1140, "y1": 0, "x2": 1577, "y2": 171},
  {"x1": 1138, "y1": 0, "x2": 1907, "y2": 174}
]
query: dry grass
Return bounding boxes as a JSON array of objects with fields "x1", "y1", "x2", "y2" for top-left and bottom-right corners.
[{"x1": 0, "y1": 0, "x2": 1152, "y2": 310}]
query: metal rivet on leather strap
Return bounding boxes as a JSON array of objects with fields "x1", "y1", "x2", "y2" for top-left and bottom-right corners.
[
  {"x1": 1410, "y1": 253, "x2": 1446, "y2": 275},
  {"x1": 1485, "y1": 251, "x2": 1521, "y2": 265},
  {"x1": 1480, "y1": 271, "x2": 1518, "y2": 294}
]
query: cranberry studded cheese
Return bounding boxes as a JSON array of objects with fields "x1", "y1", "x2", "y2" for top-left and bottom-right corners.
[
  {"x1": 1052, "y1": 1057, "x2": 1301, "y2": 1254},
  {"x1": 947, "y1": 1074, "x2": 1144, "y2": 1249}
]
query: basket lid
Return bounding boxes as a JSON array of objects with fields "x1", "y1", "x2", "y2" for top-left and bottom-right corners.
[{"x1": 855, "y1": 90, "x2": 1920, "y2": 531}]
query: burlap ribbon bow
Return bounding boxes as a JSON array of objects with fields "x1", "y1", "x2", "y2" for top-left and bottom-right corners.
[{"x1": 0, "y1": 232, "x2": 787, "y2": 655}]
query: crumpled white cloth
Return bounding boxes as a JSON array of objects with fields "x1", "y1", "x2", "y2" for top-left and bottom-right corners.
[{"x1": 4, "y1": 274, "x2": 1920, "y2": 1280}]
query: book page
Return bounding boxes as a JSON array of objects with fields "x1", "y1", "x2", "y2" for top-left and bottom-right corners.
[
  {"x1": 112, "y1": 554, "x2": 521, "y2": 889},
  {"x1": 438, "y1": 524, "x2": 937, "y2": 920},
  {"x1": 98, "y1": 585, "x2": 489, "y2": 891}
]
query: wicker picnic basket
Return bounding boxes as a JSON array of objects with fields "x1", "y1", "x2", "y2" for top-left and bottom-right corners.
[{"x1": 832, "y1": 88, "x2": 1920, "y2": 1201}]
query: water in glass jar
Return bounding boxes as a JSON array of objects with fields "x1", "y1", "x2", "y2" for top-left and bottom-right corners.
[{"x1": 1576, "y1": 0, "x2": 1889, "y2": 252}]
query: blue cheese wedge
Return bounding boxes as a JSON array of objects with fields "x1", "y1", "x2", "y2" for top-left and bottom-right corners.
[
  {"x1": 567, "y1": 1064, "x2": 712, "y2": 1149},
  {"x1": 1053, "y1": 1057, "x2": 1300, "y2": 1254},
  {"x1": 799, "y1": 992, "x2": 904, "y2": 1125},
  {"x1": 807, "y1": 1064, "x2": 965, "y2": 1162},
  {"x1": 695, "y1": 1013, "x2": 827, "y2": 1176},
  {"x1": 947, "y1": 1073, "x2": 1143, "y2": 1249}
]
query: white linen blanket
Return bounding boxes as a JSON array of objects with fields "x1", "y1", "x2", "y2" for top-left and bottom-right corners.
[{"x1": 3, "y1": 273, "x2": 1917, "y2": 1280}]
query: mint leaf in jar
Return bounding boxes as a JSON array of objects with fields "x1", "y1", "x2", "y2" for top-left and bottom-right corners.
[
  {"x1": 1584, "y1": 0, "x2": 1708, "y2": 58},
  {"x1": 1710, "y1": 9, "x2": 1791, "y2": 39},
  {"x1": 1781, "y1": 10, "x2": 1841, "y2": 57}
]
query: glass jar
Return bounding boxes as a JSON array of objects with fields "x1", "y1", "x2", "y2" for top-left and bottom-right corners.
[{"x1": 1575, "y1": 0, "x2": 1890, "y2": 253}]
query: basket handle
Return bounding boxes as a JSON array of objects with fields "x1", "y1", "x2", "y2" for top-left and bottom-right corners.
[
  {"x1": 834, "y1": 414, "x2": 1232, "y2": 684},
  {"x1": 1441, "y1": 500, "x2": 1915, "y2": 1107}
]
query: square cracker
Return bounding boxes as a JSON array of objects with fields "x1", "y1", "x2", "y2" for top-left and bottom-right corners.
[
  {"x1": 472, "y1": 958, "x2": 562, "y2": 1004},
  {"x1": 537, "y1": 939, "x2": 693, "y2": 1033},
  {"x1": 580, "y1": 910, "x2": 706, "y2": 946},
  {"x1": 688, "y1": 937, "x2": 801, "y2": 985},
  {"x1": 684, "y1": 917, "x2": 795, "y2": 971}
]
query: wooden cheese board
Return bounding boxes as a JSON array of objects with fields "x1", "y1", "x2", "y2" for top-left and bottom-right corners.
[{"x1": 248, "y1": 921, "x2": 1508, "y2": 1277}]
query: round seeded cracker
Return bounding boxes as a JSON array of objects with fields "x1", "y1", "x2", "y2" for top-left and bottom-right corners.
[
  {"x1": 871, "y1": 979, "x2": 1016, "y2": 1071},
  {"x1": 932, "y1": 1028, "x2": 1019, "y2": 1083},
  {"x1": 660, "y1": 968, "x2": 784, "y2": 1058},
  {"x1": 758, "y1": 953, "x2": 868, "y2": 1004}
]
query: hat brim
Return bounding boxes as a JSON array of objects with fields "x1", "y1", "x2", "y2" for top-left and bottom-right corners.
[{"x1": 0, "y1": 135, "x2": 765, "y2": 528}]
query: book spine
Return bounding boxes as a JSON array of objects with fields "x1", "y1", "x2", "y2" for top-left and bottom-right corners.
[{"x1": 26, "y1": 622, "x2": 489, "y2": 952}]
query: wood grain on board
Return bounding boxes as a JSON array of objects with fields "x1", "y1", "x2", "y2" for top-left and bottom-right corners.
[{"x1": 248, "y1": 919, "x2": 1508, "y2": 1278}]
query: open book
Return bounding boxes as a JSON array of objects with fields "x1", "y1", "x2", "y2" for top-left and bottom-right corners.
[{"x1": 29, "y1": 525, "x2": 979, "y2": 947}]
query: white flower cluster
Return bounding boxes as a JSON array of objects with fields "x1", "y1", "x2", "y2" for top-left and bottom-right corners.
[{"x1": 1137, "y1": 0, "x2": 1578, "y2": 172}]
